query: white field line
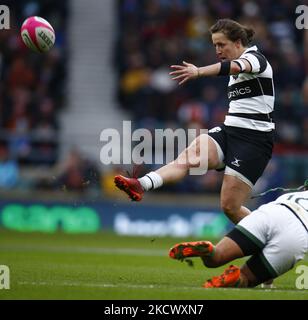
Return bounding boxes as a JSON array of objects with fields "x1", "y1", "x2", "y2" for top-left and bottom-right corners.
[
  {"x1": 16, "y1": 280, "x2": 308, "y2": 294},
  {"x1": 0, "y1": 244, "x2": 167, "y2": 256}
]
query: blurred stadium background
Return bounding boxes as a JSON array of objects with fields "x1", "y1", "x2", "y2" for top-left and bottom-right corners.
[{"x1": 0, "y1": 0, "x2": 307, "y2": 239}]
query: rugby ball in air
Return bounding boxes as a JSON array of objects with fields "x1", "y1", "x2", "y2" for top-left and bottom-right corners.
[{"x1": 21, "y1": 16, "x2": 55, "y2": 53}]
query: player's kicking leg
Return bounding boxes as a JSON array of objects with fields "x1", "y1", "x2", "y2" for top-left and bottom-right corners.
[{"x1": 114, "y1": 134, "x2": 221, "y2": 201}]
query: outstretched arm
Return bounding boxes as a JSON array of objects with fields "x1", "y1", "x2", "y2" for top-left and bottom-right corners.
[{"x1": 170, "y1": 59, "x2": 252, "y2": 85}]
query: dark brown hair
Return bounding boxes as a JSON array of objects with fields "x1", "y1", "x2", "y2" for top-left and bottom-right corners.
[{"x1": 210, "y1": 19, "x2": 255, "y2": 47}]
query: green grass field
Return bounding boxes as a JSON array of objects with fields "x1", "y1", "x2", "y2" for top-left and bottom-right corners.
[{"x1": 0, "y1": 229, "x2": 307, "y2": 300}]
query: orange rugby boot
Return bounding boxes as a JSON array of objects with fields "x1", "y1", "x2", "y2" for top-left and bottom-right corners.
[
  {"x1": 203, "y1": 265, "x2": 241, "y2": 288},
  {"x1": 169, "y1": 241, "x2": 214, "y2": 260}
]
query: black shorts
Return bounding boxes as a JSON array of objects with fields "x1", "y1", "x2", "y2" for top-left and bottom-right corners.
[{"x1": 208, "y1": 125, "x2": 274, "y2": 185}]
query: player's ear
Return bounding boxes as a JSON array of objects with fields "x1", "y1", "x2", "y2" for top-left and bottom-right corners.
[{"x1": 235, "y1": 39, "x2": 241, "y2": 48}]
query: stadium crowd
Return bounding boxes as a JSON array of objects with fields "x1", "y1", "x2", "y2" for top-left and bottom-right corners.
[{"x1": 115, "y1": 0, "x2": 308, "y2": 194}]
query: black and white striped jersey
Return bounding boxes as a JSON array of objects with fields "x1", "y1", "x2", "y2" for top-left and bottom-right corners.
[{"x1": 224, "y1": 45, "x2": 275, "y2": 132}]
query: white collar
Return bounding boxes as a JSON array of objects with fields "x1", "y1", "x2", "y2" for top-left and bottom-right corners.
[{"x1": 242, "y1": 45, "x2": 258, "y2": 54}]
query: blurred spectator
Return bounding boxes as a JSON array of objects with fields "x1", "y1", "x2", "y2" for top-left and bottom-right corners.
[
  {"x1": 7, "y1": 57, "x2": 36, "y2": 90},
  {"x1": 52, "y1": 148, "x2": 100, "y2": 193},
  {"x1": 101, "y1": 166, "x2": 125, "y2": 197},
  {"x1": 0, "y1": 144, "x2": 19, "y2": 189},
  {"x1": 302, "y1": 78, "x2": 308, "y2": 148},
  {"x1": 275, "y1": 86, "x2": 302, "y2": 146}
]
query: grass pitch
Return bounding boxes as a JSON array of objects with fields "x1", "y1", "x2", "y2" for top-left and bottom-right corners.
[{"x1": 0, "y1": 229, "x2": 307, "y2": 300}]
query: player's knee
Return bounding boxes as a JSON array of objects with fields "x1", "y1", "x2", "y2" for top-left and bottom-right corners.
[
  {"x1": 175, "y1": 156, "x2": 197, "y2": 171},
  {"x1": 177, "y1": 146, "x2": 200, "y2": 169}
]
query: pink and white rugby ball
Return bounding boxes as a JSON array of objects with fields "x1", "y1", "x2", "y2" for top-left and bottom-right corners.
[{"x1": 21, "y1": 16, "x2": 55, "y2": 53}]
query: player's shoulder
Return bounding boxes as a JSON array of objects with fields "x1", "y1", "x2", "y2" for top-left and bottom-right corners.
[
  {"x1": 239, "y1": 45, "x2": 272, "y2": 75},
  {"x1": 240, "y1": 46, "x2": 267, "y2": 60}
]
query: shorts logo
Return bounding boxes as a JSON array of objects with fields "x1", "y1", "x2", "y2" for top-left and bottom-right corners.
[
  {"x1": 209, "y1": 127, "x2": 222, "y2": 134},
  {"x1": 231, "y1": 158, "x2": 242, "y2": 167}
]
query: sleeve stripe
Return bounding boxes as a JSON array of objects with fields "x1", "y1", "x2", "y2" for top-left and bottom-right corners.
[
  {"x1": 233, "y1": 59, "x2": 246, "y2": 72},
  {"x1": 241, "y1": 58, "x2": 253, "y2": 72},
  {"x1": 246, "y1": 51, "x2": 267, "y2": 74}
]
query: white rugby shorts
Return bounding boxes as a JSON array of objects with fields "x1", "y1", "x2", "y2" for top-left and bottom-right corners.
[{"x1": 237, "y1": 203, "x2": 308, "y2": 277}]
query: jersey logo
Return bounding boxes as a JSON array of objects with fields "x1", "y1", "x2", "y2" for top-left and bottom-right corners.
[
  {"x1": 228, "y1": 86, "x2": 252, "y2": 99},
  {"x1": 231, "y1": 158, "x2": 242, "y2": 167}
]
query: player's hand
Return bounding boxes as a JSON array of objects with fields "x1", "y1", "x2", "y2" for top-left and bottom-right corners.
[{"x1": 170, "y1": 61, "x2": 199, "y2": 85}]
